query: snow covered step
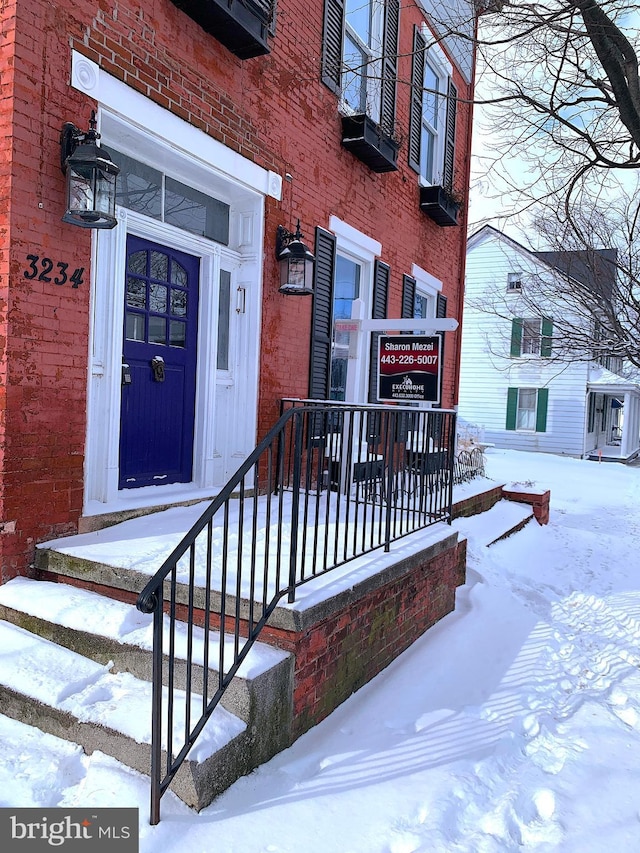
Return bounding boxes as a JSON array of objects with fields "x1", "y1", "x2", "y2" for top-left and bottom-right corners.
[
  {"x1": 0, "y1": 619, "x2": 248, "y2": 810},
  {"x1": 452, "y1": 499, "x2": 534, "y2": 548},
  {"x1": 0, "y1": 577, "x2": 293, "y2": 734}
]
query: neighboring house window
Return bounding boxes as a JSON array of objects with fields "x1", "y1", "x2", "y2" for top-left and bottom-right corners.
[
  {"x1": 506, "y1": 387, "x2": 549, "y2": 432},
  {"x1": 507, "y1": 272, "x2": 522, "y2": 293},
  {"x1": 321, "y1": 0, "x2": 399, "y2": 132},
  {"x1": 510, "y1": 317, "x2": 553, "y2": 357},
  {"x1": 408, "y1": 25, "x2": 457, "y2": 189}
]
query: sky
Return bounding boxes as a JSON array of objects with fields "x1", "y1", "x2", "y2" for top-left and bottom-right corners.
[{"x1": 2, "y1": 447, "x2": 640, "y2": 851}]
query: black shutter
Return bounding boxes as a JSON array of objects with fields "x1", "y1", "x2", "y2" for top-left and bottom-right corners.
[
  {"x1": 408, "y1": 26, "x2": 426, "y2": 174},
  {"x1": 436, "y1": 293, "x2": 447, "y2": 402},
  {"x1": 309, "y1": 227, "x2": 336, "y2": 400},
  {"x1": 443, "y1": 79, "x2": 457, "y2": 191},
  {"x1": 321, "y1": 0, "x2": 345, "y2": 95},
  {"x1": 368, "y1": 260, "x2": 390, "y2": 404},
  {"x1": 401, "y1": 274, "x2": 416, "y2": 319},
  {"x1": 380, "y1": 0, "x2": 400, "y2": 134}
]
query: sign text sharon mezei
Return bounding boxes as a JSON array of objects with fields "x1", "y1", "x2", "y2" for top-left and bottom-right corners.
[{"x1": 377, "y1": 335, "x2": 442, "y2": 404}]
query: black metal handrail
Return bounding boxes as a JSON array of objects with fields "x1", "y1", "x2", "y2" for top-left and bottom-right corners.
[{"x1": 136, "y1": 402, "x2": 457, "y2": 823}]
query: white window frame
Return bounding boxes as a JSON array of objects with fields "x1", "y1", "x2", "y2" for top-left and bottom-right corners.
[
  {"x1": 516, "y1": 388, "x2": 538, "y2": 431},
  {"x1": 329, "y1": 216, "x2": 381, "y2": 403},
  {"x1": 507, "y1": 271, "x2": 523, "y2": 293},
  {"x1": 411, "y1": 263, "x2": 442, "y2": 316},
  {"x1": 341, "y1": 0, "x2": 385, "y2": 122},
  {"x1": 521, "y1": 318, "x2": 542, "y2": 356},
  {"x1": 418, "y1": 29, "x2": 452, "y2": 187}
]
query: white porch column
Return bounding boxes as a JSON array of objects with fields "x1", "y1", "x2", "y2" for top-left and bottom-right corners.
[
  {"x1": 621, "y1": 393, "x2": 635, "y2": 457},
  {"x1": 630, "y1": 396, "x2": 640, "y2": 456}
]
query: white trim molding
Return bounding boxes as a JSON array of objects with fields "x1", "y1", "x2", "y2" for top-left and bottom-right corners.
[{"x1": 71, "y1": 51, "x2": 282, "y2": 201}]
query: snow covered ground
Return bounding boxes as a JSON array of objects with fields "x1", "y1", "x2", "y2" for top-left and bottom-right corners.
[{"x1": 2, "y1": 447, "x2": 640, "y2": 852}]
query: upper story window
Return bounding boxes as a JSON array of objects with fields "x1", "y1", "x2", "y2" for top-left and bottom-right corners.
[
  {"x1": 322, "y1": 0, "x2": 399, "y2": 135},
  {"x1": 510, "y1": 317, "x2": 553, "y2": 357},
  {"x1": 342, "y1": 0, "x2": 384, "y2": 119},
  {"x1": 409, "y1": 25, "x2": 457, "y2": 190},
  {"x1": 507, "y1": 272, "x2": 523, "y2": 292}
]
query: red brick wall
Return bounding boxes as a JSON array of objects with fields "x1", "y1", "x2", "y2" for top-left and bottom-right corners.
[
  {"x1": 1, "y1": 0, "x2": 475, "y2": 576},
  {"x1": 262, "y1": 538, "x2": 467, "y2": 737}
]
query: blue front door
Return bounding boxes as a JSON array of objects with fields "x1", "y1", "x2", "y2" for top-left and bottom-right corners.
[{"x1": 119, "y1": 236, "x2": 200, "y2": 489}]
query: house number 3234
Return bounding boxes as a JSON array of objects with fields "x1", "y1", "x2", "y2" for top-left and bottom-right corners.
[{"x1": 23, "y1": 254, "x2": 85, "y2": 288}]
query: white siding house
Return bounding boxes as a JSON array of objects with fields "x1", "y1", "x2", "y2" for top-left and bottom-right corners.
[{"x1": 459, "y1": 226, "x2": 640, "y2": 460}]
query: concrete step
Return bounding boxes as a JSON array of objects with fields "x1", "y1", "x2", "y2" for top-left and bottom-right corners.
[
  {"x1": 0, "y1": 578, "x2": 295, "y2": 810},
  {"x1": 0, "y1": 619, "x2": 247, "y2": 810},
  {"x1": 0, "y1": 577, "x2": 292, "y2": 731},
  {"x1": 452, "y1": 499, "x2": 534, "y2": 548}
]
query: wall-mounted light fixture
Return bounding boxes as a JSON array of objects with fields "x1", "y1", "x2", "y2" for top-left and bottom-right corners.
[
  {"x1": 276, "y1": 220, "x2": 315, "y2": 295},
  {"x1": 60, "y1": 110, "x2": 120, "y2": 229}
]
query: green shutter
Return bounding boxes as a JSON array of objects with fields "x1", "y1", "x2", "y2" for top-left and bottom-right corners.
[
  {"x1": 380, "y1": 0, "x2": 399, "y2": 134},
  {"x1": 510, "y1": 318, "x2": 523, "y2": 356},
  {"x1": 541, "y1": 317, "x2": 553, "y2": 357},
  {"x1": 321, "y1": 0, "x2": 344, "y2": 94},
  {"x1": 506, "y1": 388, "x2": 518, "y2": 430},
  {"x1": 536, "y1": 388, "x2": 549, "y2": 432},
  {"x1": 443, "y1": 79, "x2": 457, "y2": 191},
  {"x1": 309, "y1": 227, "x2": 336, "y2": 399},
  {"x1": 408, "y1": 26, "x2": 426, "y2": 174}
]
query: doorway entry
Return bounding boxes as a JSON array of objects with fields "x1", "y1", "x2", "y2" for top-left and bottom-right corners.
[{"x1": 119, "y1": 235, "x2": 200, "y2": 488}]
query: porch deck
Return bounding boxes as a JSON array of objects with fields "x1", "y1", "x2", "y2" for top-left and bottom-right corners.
[{"x1": 588, "y1": 443, "x2": 640, "y2": 463}]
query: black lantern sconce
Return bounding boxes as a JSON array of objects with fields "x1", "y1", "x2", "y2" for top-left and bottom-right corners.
[
  {"x1": 276, "y1": 220, "x2": 315, "y2": 295},
  {"x1": 60, "y1": 110, "x2": 120, "y2": 229}
]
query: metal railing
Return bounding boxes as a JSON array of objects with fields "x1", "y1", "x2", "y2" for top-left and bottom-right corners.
[{"x1": 136, "y1": 402, "x2": 456, "y2": 823}]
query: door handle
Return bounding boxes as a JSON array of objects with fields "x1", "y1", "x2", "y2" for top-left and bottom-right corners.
[
  {"x1": 122, "y1": 362, "x2": 132, "y2": 386},
  {"x1": 151, "y1": 355, "x2": 165, "y2": 382}
]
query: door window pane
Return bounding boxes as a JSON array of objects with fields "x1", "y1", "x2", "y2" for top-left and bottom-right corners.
[
  {"x1": 171, "y1": 261, "x2": 188, "y2": 287},
  {"x1": 170, "y1": 289, "x2": 187, "y2": 317},
  {"x1": 150, "y1": 251, "x2": 169, "y2": 281},
  {"x1": 169, "y1": 320, "x2": 186, "y2": 348},
  {"x1": 126, "y1": 278, "x2": 146, "y2": 309},
  {"x1": 149, "y1": 316, "x2": 167, "y2": 345},
  {"x1": 125, "y1": 312, "x2": 145, "y2": 341},
  {"x1": 127, "y1": 251, "x2": 147, "y2": 276},
  {"x1": 217, "y1": 270, "x2": 231, "y2": 370},
  {"x1": 150, "y1": 284, "x2": 167, "y2": 313}
]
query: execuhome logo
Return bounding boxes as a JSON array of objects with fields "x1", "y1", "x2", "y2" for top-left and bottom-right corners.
[{"x1": 1, "y1": 808, "x2": 138, "y2": 851}]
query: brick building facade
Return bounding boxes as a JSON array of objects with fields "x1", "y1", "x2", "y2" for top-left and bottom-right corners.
[{"x1": 0, "y1": 0, "x2": 477, "y2": 580}]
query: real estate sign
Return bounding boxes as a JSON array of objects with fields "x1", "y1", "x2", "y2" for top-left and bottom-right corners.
[{"x1": 377, "y1": 335, "x2": 441, "y2": 404}]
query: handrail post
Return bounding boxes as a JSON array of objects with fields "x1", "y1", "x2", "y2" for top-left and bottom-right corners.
[
  {"x1": 384, "y1": 410, "x2": 395, "y2": 551},
  {"x1": 287, "y1": 412, "x2": 304, "y2": 602},
  {"x1": 149, "y1": 590, "x2": 164, "y2": 825}
]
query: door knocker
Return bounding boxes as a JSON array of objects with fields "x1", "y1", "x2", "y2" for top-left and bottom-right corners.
[{"x1": 151, "y1": 355, "x2": 165, "y2": 383}]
